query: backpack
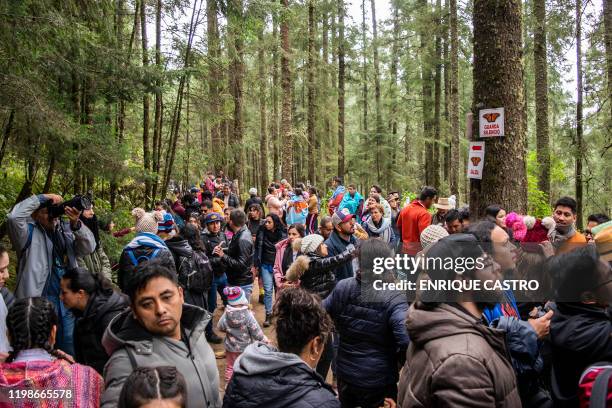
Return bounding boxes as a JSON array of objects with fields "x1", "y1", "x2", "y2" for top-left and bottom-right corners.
[
  {"x1": 177, "y1": 251, "x2": 212, "y2": 293},
  {"x1": 125, "y1": 242, "x2": 163, "y2": 266},
  {"x1": 578, "y1": 362, "x2": 612, "y2": 408}
]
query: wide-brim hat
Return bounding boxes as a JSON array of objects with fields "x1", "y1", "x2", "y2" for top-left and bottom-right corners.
[{"x1": 434, "y1": 198, "x2": 453, "y2": 210}]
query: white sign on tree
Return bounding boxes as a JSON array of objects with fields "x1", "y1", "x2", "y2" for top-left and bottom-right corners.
[
  {"x1": 479, "y1": 108, "x2": 504, "y2": 138},
  {"x1": 467, "y1": 141, "x2": 485, "y2": 179}
]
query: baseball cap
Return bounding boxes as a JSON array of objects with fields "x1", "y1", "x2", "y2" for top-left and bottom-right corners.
[
  {"x1": 204, "y1": 212, "x2": 223, "y2": 224},
  {"x1": 332, "y1": 208, "x2": 354, "y2": 227}
]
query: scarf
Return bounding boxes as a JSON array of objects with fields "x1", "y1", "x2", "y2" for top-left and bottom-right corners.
[
  {"x1": 365, "y1": 216, "x2": 393, "y2": 243},
  {"x1": 549, "y1": 223, "x2": 576, "y2": 248}
]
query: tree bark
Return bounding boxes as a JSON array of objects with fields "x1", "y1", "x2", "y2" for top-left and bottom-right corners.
[
  {"x1": 449, "y1": 0, "x2": 460, "y2": 197},
  {"x1": 337, "y1": 0, "x2": 346, "y2": 178},
  {"x1": 370, "y1": 0, "x2": 383, "y2": 184},
  {"x1": 307, "y1": 0, "x2": 316, "y2": 185},
  {"x1": 272, "y1": 7, "x2": 280, "y2": 180},
  {"x1": 606, "y1": 0, "x2": 612, "y2": 122},
  {"x1": 471, "y1": 0, "x2": 527, "y2": 216},
  {"x1": 389, "y1": 0, "x2": 400, "y2": 187},
  {"x1": 361, "y1": 0, "x2": 368, "y2": 133},
  {"x1": 280, "y1": 0, "x2": 293, "y2": 182},
  {"x1": 433, "y1": 0, "x2": 442, "y2": 189},
  {"x1": 419, "y1": 0, "x2": 434, "y2": 187},
  {"x1": 0, "y1": 110, "x2": 14, "y2": 169},
  {"x1": 228, "y1": 0, "x2": 245, "y2": 187},
  {"x1": 140, "y1": 0, "x2": 151, "y2": 202},
  {"x1": 534, "y1": 0, "x2": 550, "y2": 202},
  {"x1": 151, "y1": 0, "x2": 163, "y2": 203},
  {"x1": 575, "y1": 0, "x2": 584, "y2": 229},
  {"x1": 258, "y1": 23, "x2": 269, "y2": 190},
  {"x1": 207, "y1": 0, "x2": 221, "y2": 172}
]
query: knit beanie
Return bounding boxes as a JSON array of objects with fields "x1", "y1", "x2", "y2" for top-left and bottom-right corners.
[
  {"x1": 157, "y1": 212, "x2": 175, "y2": 233},
  {"x1": 301, "y1": 234, "x2": 324, "y2": 254},
  {"x1": 505, "y1": 212, "x2": 527, "y2": 241},
  {"x1": 420, "y1": 225, "x2": 449, "y2": 250},
  {"x1": 132, "y1": 208, "x2": 162, "y2": 234},
  {"x1": 522, "y1": 216, "x2": 550, "y2": 243},
  {"x1": 223, "y1": 286, "x2": 249, "y2": 307}
]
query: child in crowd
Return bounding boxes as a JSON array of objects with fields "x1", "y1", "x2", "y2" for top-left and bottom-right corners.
[{"x1": 217, "y1": 287, "x2": 267, "y2": 385}]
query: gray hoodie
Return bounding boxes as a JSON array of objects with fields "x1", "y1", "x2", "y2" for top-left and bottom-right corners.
[{"x1": 101, "y1": 304, "x2": 221, "y2": 408}]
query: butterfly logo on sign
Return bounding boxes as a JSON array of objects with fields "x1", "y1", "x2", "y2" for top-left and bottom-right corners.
[
  {"x1": 482, "y1": 112, "x2": 500, "y2": 123},
  {"x1": 471, "y1": 157, "x2": 481, "y2": 166}
]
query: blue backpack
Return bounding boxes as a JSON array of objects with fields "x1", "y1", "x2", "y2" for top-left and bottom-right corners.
[{"x1": 125, "y1": 241, "x2": 163, "y2": 266}]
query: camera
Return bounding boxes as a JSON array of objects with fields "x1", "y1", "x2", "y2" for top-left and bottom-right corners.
[{"x1": 47, "y1": 195, "x2": 93, "y2": 219}]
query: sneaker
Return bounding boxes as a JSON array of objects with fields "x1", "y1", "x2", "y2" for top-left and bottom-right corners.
[
  {"x1": 263, "y1": 313, "x2": 272, "y2": 328},
  {"x1": 206, "y1": 332, "x2": 223, "y2": 344}
]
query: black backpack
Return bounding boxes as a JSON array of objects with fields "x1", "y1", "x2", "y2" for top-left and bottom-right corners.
[{"x1": 177, "y1": 251, "x2": 213, "y2": 293}]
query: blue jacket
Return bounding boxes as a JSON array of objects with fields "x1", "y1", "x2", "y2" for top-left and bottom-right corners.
[
  {"x1": 324, "y1": 231, "x2": 356, "y2": 282},
  {"x1": 323, "y1": 277, "x2": 410, "y2": 388}
]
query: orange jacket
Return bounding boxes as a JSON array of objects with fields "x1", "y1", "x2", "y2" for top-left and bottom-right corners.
[
  {"x1": 556, "y1": 230, "x2": 587, "y2": 254},
  {"x1": 397, "y1": 200, "x2": 432, "y2": 255}
]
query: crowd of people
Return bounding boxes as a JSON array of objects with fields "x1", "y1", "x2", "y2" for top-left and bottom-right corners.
[{"x1": 0, "y1": 171, "x2": 610, "y2": 408}]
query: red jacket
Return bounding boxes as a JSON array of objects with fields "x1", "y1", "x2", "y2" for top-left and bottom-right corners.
[{"x1": 397, "y1": 200, "x2": 431, "y2": 255}]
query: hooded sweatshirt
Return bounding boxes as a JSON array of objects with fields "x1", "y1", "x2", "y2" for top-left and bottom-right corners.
[
  {"x1": 101, "y1": 305, "x2": 221, "y2": 408},
  {"x1": 217, "y1": 305, "x2": 265, "y2": 352},
  {"x1": 223, "y1": 342, "x2": 339, "y2": 408}
]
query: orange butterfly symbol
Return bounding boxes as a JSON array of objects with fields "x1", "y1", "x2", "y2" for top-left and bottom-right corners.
[
  {"x1": 471, "y1": 157, "x2": 481, "y2": 166},
  {"x1": 482, "y1": 113, "x2": 500, "y2": 123}
]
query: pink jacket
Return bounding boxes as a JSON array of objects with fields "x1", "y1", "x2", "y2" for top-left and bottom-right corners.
[{"x1": 273, "y1": 238, "x2": 295, "y2": 288}]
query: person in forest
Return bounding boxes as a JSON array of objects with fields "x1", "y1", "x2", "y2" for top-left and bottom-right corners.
[
  {"x1": 285, "y1": 234, "x2": 356, "y2": 380},
  {"x1": 60, "y1": 267, "x2": 129, "y2": 374},
  {"x1": 254, "y1": 213, "x2": 286, "y2": 326},
  {"x1": 265, "y1": 185, "x2": 286, "y2": 217},
  {"x1": 118, "y1": 366, "x2": 188, "y2": 408},
  {"x1": 550, "y1": 196, "x2": 587, "y2": 253},
  {"x1": 244, "y1": 187, "x2": 263, "y2": 213},
  {"x1": 369, "y1": 185, "x2": 391, "y2": 219},
  {"x1": 273, "y1": 223, "x2": 305, "y2": 291},
  {"x1": 118, "y1": 209, "x2": 174, "y2": 292},
  {"x1": 338, "y1": 184, "x2": 364, "y2": 216},
  {"x1": 327, "y1": 176, "x2": 346, "y2": 215},
  {"x1": 77, "y1": 203, "x2": 113, "y2": 281},
  {"x1": 246, "y1": 203, "x2": 265, "y2": 240},
  {"x1": 358, "y1": 194, "x2": 381, "y2": 225},
  {"x1": 223, "y1": 288, "x2": 339, "y2": 407},
  {"x1": 219, "y1": 183, "x2": 240, "y2": 209},
  {"x1": 286, "y1": 188, "x2": 309, "y2": 226},
  {"x1": 0, "y1": 297, "x2": 104, "y2": 406},
  {"x1": 445, "y1": 209, "x2": 463, "y2": 234},
  {"x1": 431, "y1": 197, "x2": 452, "y2": 226},
  {"x1": 101, "y1": 260, "x2": 221, "y2": 408},
  {"x1": 585, "y1": 213, "x2": 610, "y2": 242},
  {"x1": 459, "y1": 206, "x2": 471, "y2": 230},
  {"x1": 324, "y1": 239, "x2": 409, "y2": 407},
  {"x1": 0, "y1": 245, "x2": 13, "y2": 356},
  {"x1": 213, "y1": 209, "x2": 255, "y2": 301},
  {"x1": 325, "y1": 208, "x2": 358, "y2": 282},
  {"x1": 396, "y1": 186, "x2": 437, "y2": 255},
  {"x1": 363, "y1": 203, "x2": 395, "y2": 245},
  {"x1": 318, "y1": 216, "x2": 334, "y2": 241},
  {"x1": 201, "y1": 212, "x2": 228, "y2": 344},
  {"x1": 217, "y1": 286, "x2": 267, "y2": 385},
  {"x1": 306, "y1": 186, "x2": 319, "y2": 234},
  {"x1": 223, "y1": 206, "x2": 235, "y2": 240},
  {"x1": 205, "y1": 171, "x2": 216, "y2": 194},
  {"x1": 388, "y1": 191, "x2": 401, "y2": 246},
  {"x1": 7, "y1": 193, "x2": 96, "y2": 356},
  {"x1": 485, "y1": 204, "x2": 507, "y2": 229}
]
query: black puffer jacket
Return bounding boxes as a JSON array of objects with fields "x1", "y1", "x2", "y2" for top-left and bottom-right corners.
[
  {"x1": 222, "y1": 225, "x2": 254, "y2": 286},
  {"x1": 224, "y1": 342, "x2": 339, "y2": 408},
  {"x1": 254, "y1": 225, "x2": 286, "y2": 267},
  {"x1": 286, "y1": 246, "x2": 355, "y2": 300},
  {"x1": 202, "y1": 231, "x2": 228, "y2": 277},
  {"x1": 73, "y1": 290, "x2": 129, "y2": 374},
  {"x1": 550, "y1": 302, "x2": 612, "y2": 406}
]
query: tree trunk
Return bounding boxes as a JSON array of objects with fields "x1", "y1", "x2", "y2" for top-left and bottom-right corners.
[
  {"x1": 471, "y1": 0, "x2": 527, "y2": 216},
  {"x1": 280, "y1": 0, "x2": 293, "y2": 182},
  {"x1": 0, "y1": 110, "x2": 14, "y2": 168},
  {"x1": 606, "y1": 0, "x2": 612, "y2": 122},
  {"x1": 361, "y1": 0, "x2": 368, "y2": 133},
  {"x1": 258, "y1": 24, "x2": 269, "y2": 189},
  {"x1": 42, "y1": 156, "x2": 55, "y2": 193},
  {"x1": 389, "y1": 0, "x2": 400, "y2": 187},
  {"x1": 419, "y1": 0, "x2": 434, "y2": 187},
  {"x1": 207, "y1": 0, "x2": 221, "y2": 172},
  {"x1": 534, "y1": 0, "x2": 550, "y2": 203},
  {"x1": 370, "y1": 0, "x2": 383, "y2": 184},
  {"x1": 443, "y1": 0, "x2": 450, "y2": 183},
  {"x1": 151, "y1": 0, "x2": 163, "y2": 203},
  {"x1": 307, "y1": 0, "x2": 316, "y2": 185},
  {"x1": 272, "y1": 9, "x2": 280, "y2": 180},
  {"x1": 575, "y1": 0, "x2": 584, "y2": 229},
  {"x1": 140, "y1": 0, "x2": 151, "y2": 202},
  {"x1": 433, "y1": 0, "x2": 442, "y2": 189},
  {"x1": 449, "y1": 0, "x2": 459, "y2": 197},
  {"x1": 229, "y1": 0, "x2": 245, "y2": 188},
  {"x1": 337, "y1": 0, "x2": 346, "y2": 178}
]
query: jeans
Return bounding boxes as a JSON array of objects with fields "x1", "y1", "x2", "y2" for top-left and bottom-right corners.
[
  {"x1": 239, "y1": 284, "x2": 254, "y2": 304},
  {"x1": 44, "y1": 268, "x2": 75, "y2": 356},
  {"x1": 260, "y1": 264, "x2": 274, "y2": 315},
  {"x1": 206, "y1": 273, "x2": 228, "y2": 336}
]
